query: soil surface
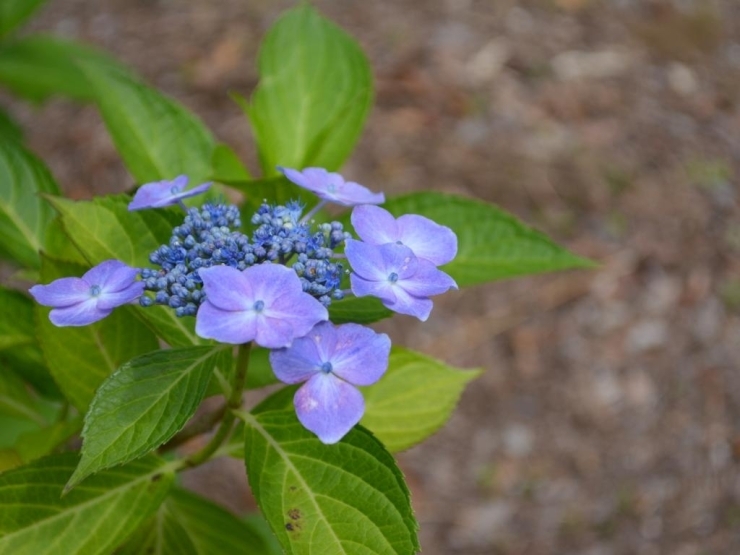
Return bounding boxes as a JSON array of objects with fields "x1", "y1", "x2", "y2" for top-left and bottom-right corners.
[{"x1": 7, "y1": 0, "x2": 740, "y2": 553}]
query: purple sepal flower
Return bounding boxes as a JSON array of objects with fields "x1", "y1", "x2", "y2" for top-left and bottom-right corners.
[
  {"x1": 270, "y1": 321, "x2": 391, "y2": 444},
  {"x1": 351, "y1": 204, "x2": 457, "y2": 266},
  {"x1": 128, "y1": 175, "x2": 211, "y2": 211},
  {"x1": 279, "y1": 167, "x2": 385, "y2": 207},
  {"x1": 195, "y1": 264, "x2": 328, "y2": 348},
  {"x1": 346, "y1": 240, "x2": 457, "y2": 321},
  {"x1": 30, "y1": 260, "x2": 143, "y2": 327}
]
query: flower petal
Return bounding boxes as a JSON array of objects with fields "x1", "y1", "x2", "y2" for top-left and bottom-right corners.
[
  {"x1": 198, "y1": 266, "x2": 253, "y2": 311},
  {"x1": 279, "y1": 167, "x2": 329, "y2": 195},
  {"x1": 49, "y1": 298, "x2": 111, "y2": 327},
  {"x1": 294, "y1": 373, "x2": 365, "y2": 444},
  {"x1": 385, "y1": 289, "x2": 434, "y2": 321},
  {"x1": 97, "y1": 282, "x2": 145, "y2": 310},
  {"x1": 128, "y1": 176, "x2": 188, "y2": 210},
  {"x1": 280, "y1": 167, "x2": 384, "y2": 207},
  {"x1": 254, "y1": 316, "x2": 299, "y2": 349},
  {"x1": 351, "y1": 205, "x2": 398, "y2": 245},
  {"x1": 267, "y1": 290, "x2": 328, "y2": 338},
  {"x1": 175, "y1": 181, "x2": 211, "y2": 201},
  {"x1": 349, "y1": 274, "x2": 397, "y2": 304},
  {"x1": 330, "y1": 324, "x2": 390, "y2": 386},
  {"x1": 400, "y1": 260, "x2": 458, "y2": 298},
  {"x1": 345, "y1": 240, "x2": 389, "y2": 281},
  {"x1": 243, "y1": 263, "x2": 304, "y2": 305},
  {"x1": 195, "y1": 301, "x2": 258, "y2": 344},
  {"x1": 29, "y1": 278, "x2": 90, "y2": 308},
  {"x1": 83, "y1": 260, "x2": 138, "y2": 292},
  {"x1": 396, "y1": 214, "x2": 457, "y2": 266},
  {"x1": 332, "y1": 181, "x2": 385, "y2": 206},
  {"x1": 270, "y1": 339, "x2": 322, "y2": 384}
]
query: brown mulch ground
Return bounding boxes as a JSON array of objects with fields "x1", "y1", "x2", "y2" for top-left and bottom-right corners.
[{"x1": 7, "y1": 0, "x2": 740, "y2": 553}]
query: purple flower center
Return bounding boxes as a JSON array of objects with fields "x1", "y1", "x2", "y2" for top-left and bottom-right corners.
[
  {"x1": 320, "y1": 361, "x2": 333, "y2": 374},
  {"x1": 388, "y1": 272, "x2": 399, "y2": 284},
  {"x1": 170, "y1": 185, "x2": 182, "y2": 194},
  {"x1": 253, "y1": 300, "x2": 265, "y2": 312},
  {"x1": 326, "y1": 182, "x2": 337, "y2": 193},
  {"x1": 89, "y1": 284, "x2": 102, "y2": 297}
]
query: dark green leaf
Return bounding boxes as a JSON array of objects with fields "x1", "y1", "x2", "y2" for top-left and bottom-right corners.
[
  {"x1": 0, "y1": 107, "x2": 23, "y2": 142},
  {"x1": 68, "y1": 346, "x2": 227, "y2": 490},
  {"x1": 81, "y1": 60, "x2": 215, "y2": 184},
  {"x1": 0, "y1": 139, "x2": 60, "y2": 268},
  {"x1": 362, "y1": 348, "x2": 480, "y2": 452},
  {"x1": 0, "y1": 287, "x2": 35, "y2": 351},
  {"x1": 328, "y1": 296, "x2": 393, "y2": 324},
  {"x1": 0, "y1": 370, "x2": 45, "y2": 425},
  {"x1": 240, "y1": 409, "x2": 419, "y2": 554},
  {"x1": 0, "y1": 0, "x2": 47, "y2": 37},
  {"x1": 246, "y1": 5, "x2": 373, "y2": 175},
  {"x1": 120, "y1": 487, "x2": 273, "y2": 555},
  {"x1": 0, "y1": 343, "x2": 60, "y2": 399},
  {"x1": 46, "y1": 194, "x2": 203, "y2": 346},
  {"x1": 14, "y1": 418, "x2": 81, "y2": 464},
  {"x1": 0, "y1": 35, "x2": 124, "y2": 102},
  {"x1": 0, "y1": 453, "x2": 173, "y2": 555},
  {"x1": 373, "y1": 192, "x2": 596, "y2": 287},
  {"x1": 36, "y1": 256, "x2": 160, "y2": 411}
]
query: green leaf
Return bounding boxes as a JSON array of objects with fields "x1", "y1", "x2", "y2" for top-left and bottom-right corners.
[
  {"x1": 0, "y1": 0, "x2": 47, "y2": 37},
  {"x1": 0, "y1": 287, "x2": 35, "y2": 351},
  {"x1": 328, "y1": 296, "x2": 393, "y2": 324},
  {"x1": 0, "y1": 453, "x2": 174, "y2": 555},
  {"x1": 0, "y1": 139, "x2": 60, "y2": 268},
  {"x1": 245, "y1": 347, "x2": 279, "y2": 390},
  {"x1": 14, "y1": 418, "x2": 82, "y2": 464},
  {"x1": 46, "y1": 194, "x2": 203, "y2": 346},
  {"x1": 0, "y1": 35, "x2": 124, "y2": 102},
  {"x1": 240, "y1": 409, "x2": 419, "y2": 555},
  {"x1": 0, "y1": 343, "x2": 60, "y2": 399},
  {"x1": 81, "y1": 60, "x2": 215, "y2": 184},
  {"x1": 120, "y1": 487, "x2": 273, "y2": 555},
  {"x1": 36, "y1": 256, "x2": 160, "y2": 411},
  {"x1": 362, "y1": 348, "x2": 480, "y2": 452},
  {"x1": 0, "y1": 107, "x2": 23, "y2": 142},
  {"x1": 0, "y1": 370, "x2": 45, "y2": 425},
  {"x1": 246, "y1": 5, "x2": 373, "y2": 175},
  {"x1": 370, "y1": 192, "x2": 596, "y2": 287},
  {"x1": 211, "y1": 143, "x2": 251, "y2": 183},
  {"x1": 68, "y1": 346, "x2": 227, "y2": 490}
]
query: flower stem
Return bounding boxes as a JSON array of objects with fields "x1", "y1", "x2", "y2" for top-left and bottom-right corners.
[
  {"x1": 300, "y1": 199, "x2": 328, "y2": 224},
  {"x1": 184, "y1": 342, "x2": 252, "y2": 467}
]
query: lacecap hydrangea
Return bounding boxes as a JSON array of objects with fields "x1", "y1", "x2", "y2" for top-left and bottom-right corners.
[{"x1": 30, "y1": 168, "x2": 458, "y2": 443}]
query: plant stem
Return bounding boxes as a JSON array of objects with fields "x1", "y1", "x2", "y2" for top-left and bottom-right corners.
[
  {"x1": 160, "y1": 402, "x2": 226, "y2": 453},
  {"x1": 184, "y1": 342, "x2": 252, "y2": 467}
]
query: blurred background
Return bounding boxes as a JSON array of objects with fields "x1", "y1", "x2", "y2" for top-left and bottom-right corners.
[{"x1": 5, "y1": 0, "x2": 740, "y2": 553}]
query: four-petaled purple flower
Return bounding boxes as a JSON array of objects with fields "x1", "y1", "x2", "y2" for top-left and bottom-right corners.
[
  {"x1": 128, "y1": 175, "x2": 211, "y2": 211},
  {"x1": 195, "y1": 264, "x2": 328, "y2": 348},
  {"x1": 279, "y1": 167, "x2": 385, "y2": 207},
  {"x1": 270, "y1": 321, "x2": 390, "y2": 444},
  {"x1": 346, "y1": 239, "x2": 457, "y2": 321},
  {"x1": 351, "y1": 204, "x2": 457, "y2": 266},
  {"x1": 30, "y1": 260, "x2": 143, "y2": 326}
]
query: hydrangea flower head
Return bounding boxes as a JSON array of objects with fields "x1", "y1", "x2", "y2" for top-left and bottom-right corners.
[
  {"x1": 346, "y1": 240, "x2": 457, "y2": 321},
  {"x1": 279, "y1": 167, "x2": 385, "y2": 207},
  {"x1": 195, "y1": 264, "x2": 328, "y2": 348},
  {"x1": 270, "y1": 321, "x2": 391, "y2": 444},
  {"x1": 128, "y1": 175, "x2": 211, "y2": 211},
  {"x1": 351, "y1": 204, "x2": 457, "y2": 266},
  {"x1": 30, "y1": 260, "x2": 143, "y2": 326}
]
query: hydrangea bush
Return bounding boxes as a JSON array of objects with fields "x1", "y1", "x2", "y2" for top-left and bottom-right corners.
[{"x1": 0, "y1": 4, "x2": 593, "y2": 554}]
